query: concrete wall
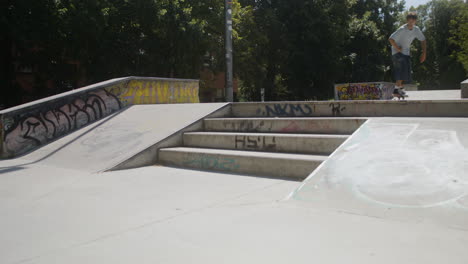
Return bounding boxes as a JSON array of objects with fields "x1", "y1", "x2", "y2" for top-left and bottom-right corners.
[
  {"x1": 0, "y1": 76, "x2": 199, "y2": 158},
  {"x1": 462, "y1": 79, "x2": 468, "y2": 99},
  {"x1": 232, "y1": 101, "x2": 468, "y2": 118},
  {"x1": 335, "y1": 82, "x2": 394, "y2": 100}
]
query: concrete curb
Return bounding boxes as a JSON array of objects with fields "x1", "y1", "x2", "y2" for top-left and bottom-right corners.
[{"x1": 462, "y1": 79, "x2": 468, "y2": 99}]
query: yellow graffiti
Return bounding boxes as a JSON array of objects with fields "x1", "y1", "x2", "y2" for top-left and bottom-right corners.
[
  {"x1": 335, "y1": 83, "x2": 381, "y2": 100},
  {"x1": 107, "y1": 79, "x2": 199, "y2": 105}
]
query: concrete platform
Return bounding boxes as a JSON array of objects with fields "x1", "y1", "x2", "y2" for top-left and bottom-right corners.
[
  {"x1": 1, "y1": 163, "x2": 467, "y2": 264},
  {"x1": 0, "y1": 103, "x2": 226, "y2": 172},
  {"x1": 406, "y1": 89, "x2": 463, "y2": 100},
  {"x1": 292, "y1": 117, "x2": 468, "y2": 230},
  {"x1": 1, "y1": 104, "x2": 468, "y2": 263}
]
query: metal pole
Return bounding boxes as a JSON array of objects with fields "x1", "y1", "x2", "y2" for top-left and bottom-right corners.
[{"x1": 225, "y1": 0, "x2": 234, "y2": 102}]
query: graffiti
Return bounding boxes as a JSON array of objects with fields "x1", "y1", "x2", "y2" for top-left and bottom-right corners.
[
  {"x1": 1, "y1": 77, "x2": 201, "y2": 158},
  {"x1": 3, "y1": 89, "x2": 122, "y2": 157},
  {"x1": 235, "y1": 135, "x2": 276, "y2": 151},
  {"x1": 329, "y1": 103, "x2": 346, "y2": 116},
  {"x1": 109, "y1": 79, "x2": 199, "y2": 105},
  {"x1": 183, "y1": 155, "x2": 240, "y2": 171},
  {"x1": 279, "y1": 121, "x2": 301, "y2": 133},
  {"x1": 256, "y1": 104, "x2": 313, "y2": 117},
  {"x1": 335, "y1": 82, "x2": 394, "y2": 100},
  {"x1": 223, "y1": 120, "x2": 273, "y2": 132}
]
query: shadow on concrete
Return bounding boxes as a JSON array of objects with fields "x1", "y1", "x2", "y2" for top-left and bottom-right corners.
[
  {"x1": 0, "y1": 166, "x2": 26, "y2": 174},
  {"x1": 150, "y1": 165, "x2": 304, "y2": 182}
]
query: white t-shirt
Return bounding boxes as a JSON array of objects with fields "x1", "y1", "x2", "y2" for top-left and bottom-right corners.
[{"x1": 389, "y1": 24, "x2": 426, "y2": 56}]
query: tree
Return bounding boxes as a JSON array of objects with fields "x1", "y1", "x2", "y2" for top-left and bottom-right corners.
[
  {"x1": 1, "y1": 0, "x2": 63, "y2": 106},
  {"x1": 410, "y1": 0, "x2": 467, "y2": 89},
  {"x1": 450, "y1": 1, "x2": 468, "y2": 74},
  {"x1": 340, "y1": 0, "x2": 405, "y2": 83}
]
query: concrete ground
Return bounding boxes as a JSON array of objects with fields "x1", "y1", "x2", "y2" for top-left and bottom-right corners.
[
  {"x1": 1, "y1": 109, "x2": 468, "y2": 263},
  {"x1": 406, "y1": 89, "x2": 463, "y2": 100}
]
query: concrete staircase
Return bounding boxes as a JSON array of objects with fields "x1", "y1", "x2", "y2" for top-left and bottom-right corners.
[{"x1": 158, "y1": 117, "x2": 366, "y2": 180}]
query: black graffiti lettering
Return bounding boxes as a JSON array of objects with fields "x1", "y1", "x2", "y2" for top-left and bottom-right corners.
[
  {"x1": 4, "y1": 89, "x2": 122, "y2": 156},
  {"x1": 289, "y1": 104, "x2": 312, "y2": 116},
  {"x1": 247, "y1": 137, "x2": 258, "y2": 148},
  {"x1": 234, "y1": 135, "x2": 277, "y2": 151},
  {"x1": 329, "y1": 103, "x2": 346, "y2": 116},
  {"x1": 22, "y1": 120, "x2": 42, "y2": 146},
  {"x1": 235, "y1": 135, "x2": 245, "y2": 149},
  {"x1": 262, "y1": 104, "x2": 314, "y2": 117},
  {"x1": 263, "y1": 136, "x2": 277, "y2": 151}
]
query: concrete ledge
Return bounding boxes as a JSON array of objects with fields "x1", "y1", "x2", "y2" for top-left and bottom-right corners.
[
  {"x1": 0, "y1": 76, "x2": 200, "y2": 159},
  {"x1": 232, "y1": 100, "x2": 468, "y2": 118},
  {"x1": 183, "y1": 132, "x2": 348, "y2": 155},
  {"x1": 159, "y1": 147, "x2": 327, "y2": 180},
  {"x1": 462, "y1": 79, "x2": 468, "y2": 99}
]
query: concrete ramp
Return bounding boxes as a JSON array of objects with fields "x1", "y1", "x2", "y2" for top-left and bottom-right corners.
[
  {"x1": 2, "y1": 103, "x2": 226, "y2": 172},
  {"x1": 290, "y1": 117, "x2": 468, "y2": 230},
  {"x1": 0, "y1": 77, "x2": 200, "y2": 158}
]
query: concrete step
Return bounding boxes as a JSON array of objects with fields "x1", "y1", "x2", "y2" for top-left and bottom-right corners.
[
  {"x1": 204, "y1": 117, "x2": 366, "y2": 135},
  {"x1": 183, "y1": 132, "x2": 348, "y2": 155},
  {"x1": 158, "y1": 147, "x2": 327, "y2": 180}
]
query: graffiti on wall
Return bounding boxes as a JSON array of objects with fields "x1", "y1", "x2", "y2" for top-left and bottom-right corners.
[
  {"x1": 183, "y1": 155, "x2": 240, "y2": 171},
  {"x1": 1, "y1": 78, "x2": 200, "y2": 158},
  {"x1": 335, "y1": 82, "x2": 394, "y2": 100},
  {"x1": 256, "y1": 103, "x2": 313, "y2": 117},
  {"x1": 329, "y1": 103, "x2": 346, "y2": 116},
  {"x1": 2, "y1": 88, "x2": 122, "y2": 157},
  {"x1": 235, "y1": 135, "x2": 277, "y2": 151},
  {"x1": 108, "y1": 79, "x2": 199, "y2": 105}
]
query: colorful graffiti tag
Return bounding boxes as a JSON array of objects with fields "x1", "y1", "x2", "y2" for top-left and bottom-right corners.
[
  {"x1": 108, "y1": 79, "x2": 199, "y2": 105},
  {"x1": 335, "y1": 82, "x2": 394, "y2": 100},
  {"x1": 0, "y1": 77, "x2": 200, "y2": 158}
]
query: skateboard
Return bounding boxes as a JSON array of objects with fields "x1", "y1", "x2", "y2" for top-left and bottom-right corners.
[{"x1": 393, "y1": 93, "x2": 408, "y2": 100}]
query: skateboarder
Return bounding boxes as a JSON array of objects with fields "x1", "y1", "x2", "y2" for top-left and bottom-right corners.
[{"x1": 389, "y1": 12, "x2": 427, "y2": 99}]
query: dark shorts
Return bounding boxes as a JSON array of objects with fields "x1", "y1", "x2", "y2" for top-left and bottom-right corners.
[{"x1": 392, "y1": 53, "x2": 412, "y2": 83}]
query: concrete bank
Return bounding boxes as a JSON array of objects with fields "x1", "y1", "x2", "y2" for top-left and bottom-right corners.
[
  {"x1": 0, "y1": 103, "x2": 227, "y2": 173},
  {"x1": 291, "y1": 117, "x2": 468, "y2": 230},
  {"x1": 0, "y1": 77, "x2": 200, "y2": 158}
]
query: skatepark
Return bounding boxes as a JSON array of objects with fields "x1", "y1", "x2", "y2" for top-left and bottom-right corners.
[{"x1": 1, "y1": 77, "x2": 468, "y2": 263}]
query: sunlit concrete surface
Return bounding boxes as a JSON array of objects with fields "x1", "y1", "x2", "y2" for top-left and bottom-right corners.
[
  {"x1": 406, "y1": 89, "x2": 463, "y2": 100},
  {"x1": 1, "y1": 116, "x2": 468, "y2": 264},
  {"x1": 292, "y1": 118, "x2": 468, "y2": 230}
]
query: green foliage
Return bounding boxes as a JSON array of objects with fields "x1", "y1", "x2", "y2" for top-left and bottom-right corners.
[
  {"x1": 2, "y1": 0, "x2": 467, "y2": 107},
  {"x1": 235, "y1": 0, "x2": 406, "y2": 100},
  {"x1": 2, "y1": 0, "x2": 223, "y2": 106},
  {"x1": 341, "y1": 0, "x2": 405, "y2": 83},
  {"x1": 450, "y1": 1, "x2": 468, "y2": 74},
  {"x1": 409, "y1": 0, "x2": 467, "y2": 89}
]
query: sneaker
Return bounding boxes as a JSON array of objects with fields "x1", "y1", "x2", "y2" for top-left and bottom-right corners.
[{"x1": 398, "y1": 88, "x2": 408, "y2": 97}]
